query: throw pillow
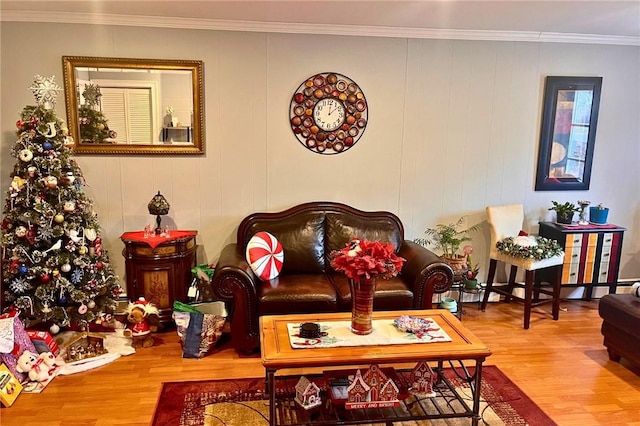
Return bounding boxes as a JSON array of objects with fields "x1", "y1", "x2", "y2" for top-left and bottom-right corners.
[{"x1": 246, "y1": 231, "x2": 284, "y2": 281}]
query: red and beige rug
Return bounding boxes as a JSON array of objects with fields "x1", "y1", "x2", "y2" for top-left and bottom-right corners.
[{"x1": 152, "y1": 366, "x2": 556, "y2": 426}]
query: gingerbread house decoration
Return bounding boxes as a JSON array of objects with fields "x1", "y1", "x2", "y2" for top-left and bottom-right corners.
[
  {"x1": 411, "y1": 361, "x2": 437, "y2": 397},
  {"x1": 63, "y1": 332, "x2": 108, "y2": 363},
  {"x1": 294, "y1": 376, "x2": 322, "y2": 410},
  {"x1": 346, "y1": 364, "x2": 400, "y2": 409}
]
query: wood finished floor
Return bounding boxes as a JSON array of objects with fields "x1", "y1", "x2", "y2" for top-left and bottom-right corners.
[{"x1": 2, "y1": 300, "x2": 639, "y2": 426}]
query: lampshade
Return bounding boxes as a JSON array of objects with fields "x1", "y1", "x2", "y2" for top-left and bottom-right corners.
[{"x1": 148, "y1": 191, "x2": 170, "y2": 234}]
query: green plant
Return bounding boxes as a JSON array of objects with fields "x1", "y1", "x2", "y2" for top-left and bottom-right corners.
[
  {"x1": 595, "y1": 203, "x2": 607, "y2": 210},
  {"x1": 548, "y1": 201, "x2": 579, "y2": 216},
  {"x1": 414, "y1": 217, "x2": 480, "y2": 258}
]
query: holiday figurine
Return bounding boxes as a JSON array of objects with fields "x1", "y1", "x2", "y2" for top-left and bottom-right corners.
[{"x1": 122, "y1": 297, "x2": 160, "y2": 348}]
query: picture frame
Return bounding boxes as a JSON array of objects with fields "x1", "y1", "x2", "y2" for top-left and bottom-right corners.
[{"x1": 535, "y1": 76, "x2": 602, "y2": 191}]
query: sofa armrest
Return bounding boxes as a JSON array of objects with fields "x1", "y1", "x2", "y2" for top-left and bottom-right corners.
[
  {"x1": 398, "y1": 240, "x2": 454, "y2": 309},
  {"x1": 210, "y1": 243, "x2": 260, "y2": 355}
]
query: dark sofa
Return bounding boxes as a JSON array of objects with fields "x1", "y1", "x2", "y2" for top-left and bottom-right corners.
[
  {"x1": 210, "y1": 201, "x2": 454, "y2": 355},
  {"x1": 598, "y1": 294, "x2": 640, "y2": 370}
]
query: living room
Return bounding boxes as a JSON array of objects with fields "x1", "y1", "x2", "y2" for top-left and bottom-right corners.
[{"x1": 1, "y1": 1, "x2": 639, "y2": 424}]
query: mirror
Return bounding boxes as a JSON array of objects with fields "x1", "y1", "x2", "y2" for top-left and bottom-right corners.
[
  {"x1": 62, "y1": 56, "x2": 204, "y2": 155},
  {"x1": 535, "y1": 76, "x2": 602, "y2": 191}
]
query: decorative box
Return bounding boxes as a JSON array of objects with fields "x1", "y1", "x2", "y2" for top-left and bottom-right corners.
[
  {"x1": 26, "y1": 330, "x2": 60, "y2": 356},
  {"x1": 0, "y1": 363, "x2": 23, "y2": 407}
]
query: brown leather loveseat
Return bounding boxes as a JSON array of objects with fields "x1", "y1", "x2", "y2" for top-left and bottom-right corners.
[{"x1": 210, "y1": 201, "x2": 454, "y2": 355}]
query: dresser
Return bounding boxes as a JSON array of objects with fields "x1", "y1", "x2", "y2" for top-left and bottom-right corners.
[
  {"x1": 538, "y1": 222, "x2": 625, "y2": 300},
  {"x1": 120, "y1": 231, "x2": 197, "y2": 323}
]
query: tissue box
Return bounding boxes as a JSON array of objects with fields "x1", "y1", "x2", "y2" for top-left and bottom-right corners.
[
  {"x1": 27, "y1": 330, "x2": 60, "y2": 356},
  {"x1": 0, "y1": 363, "x2": 23, "y2": 407}
]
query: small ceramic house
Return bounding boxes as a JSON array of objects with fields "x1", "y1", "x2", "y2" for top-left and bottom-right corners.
[
  {"x1": 346, "y1": 365, "x2": 400, "y2": 408},
  {"x1": 64, "y1": 332, "x2": 108, "y2": 362},
  {"x1": 411, "y1": 361, "x2": 437, "y2": 397},
  {"x1": 294, "y1": 376, "x2": 322, "y2": 410}
]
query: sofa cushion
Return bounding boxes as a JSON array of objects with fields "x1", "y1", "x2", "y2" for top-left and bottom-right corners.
[
  {"x1": 244, "y1": 212, "x2": 326, "y2": 273},
  {"x1": 599, "y1": 294, "x2": 640, "y2": 339},
  {"x1": 258, "y1": 274, "x2": 338, "y2": 315},
  {"x1": 324, "y1": 212, "x2": 403, "y2": 259},
  {"x1": 329, "y1": 273, "x2": 414, "y2": 311}
]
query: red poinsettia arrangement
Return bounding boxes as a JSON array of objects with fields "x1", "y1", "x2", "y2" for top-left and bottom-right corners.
[{"x1": 330, "y1": 239, "x2": 406, "y2": 280}]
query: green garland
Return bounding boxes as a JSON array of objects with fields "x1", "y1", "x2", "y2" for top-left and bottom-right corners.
[{"x1": 496, "y1": 236, "x2": 563, "y2": 260}]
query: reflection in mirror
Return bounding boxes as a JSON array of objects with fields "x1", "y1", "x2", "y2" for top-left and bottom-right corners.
[
  {"x1": 535, "y1": 76, "x2": 602, "y2": 191},
  {"x1": 62, "y1": 56, "x2": 204, "y2": 155}
]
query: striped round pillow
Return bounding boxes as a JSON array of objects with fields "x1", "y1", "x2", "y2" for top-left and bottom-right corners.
[{"x1": 246, "y1": 231, "x2": 284, "y2": 281}]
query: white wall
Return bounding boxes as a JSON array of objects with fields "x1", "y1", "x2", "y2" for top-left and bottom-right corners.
[{"x1": 2, "y1": 22, "x2": 639, "y2": 295}]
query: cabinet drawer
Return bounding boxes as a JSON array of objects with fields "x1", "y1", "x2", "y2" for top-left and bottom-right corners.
[
  {"x1": 601, "y1": 233, "x2": 615, "y2": 248},
  {"x1": 565, "y1": 234, "x2": 584, "y2": 248},
  {"x1": 598, "y1": 263, "x2": 610, "y2": 282}
]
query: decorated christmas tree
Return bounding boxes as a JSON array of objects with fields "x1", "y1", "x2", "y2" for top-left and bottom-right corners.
[
  {"x1": 78, "y1": 83, "x2": 116, "y2": 144},
  {"x1": 1, "y1": 75, "x2": 122, "y2": 331}
]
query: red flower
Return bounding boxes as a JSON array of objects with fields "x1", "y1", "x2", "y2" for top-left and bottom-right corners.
[{"x1": 330, "y1": 238, "x2": 406, "y2": 280}]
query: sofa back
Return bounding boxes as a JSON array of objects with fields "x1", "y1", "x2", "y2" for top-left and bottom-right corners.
[{"x1": 237, "y1": 202, "x2": 404, "y2": 274}]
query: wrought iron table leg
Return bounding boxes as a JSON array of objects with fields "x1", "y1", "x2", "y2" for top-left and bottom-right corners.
[{"x1": 266, "y1": 368, "x2": 276, "y2": 426}]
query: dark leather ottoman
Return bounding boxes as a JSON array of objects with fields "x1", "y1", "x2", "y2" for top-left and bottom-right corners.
[{"x1": 598, "y1": 294, "x2": 640, "y2": 370}]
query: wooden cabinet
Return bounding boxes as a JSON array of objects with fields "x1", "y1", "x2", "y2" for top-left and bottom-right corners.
[
  {"x1": 538, "y1": 222, "x2": 625, "y2": 300},
  {"x1": 121, "y1": 232, "x2": 197, "y2": 323}
]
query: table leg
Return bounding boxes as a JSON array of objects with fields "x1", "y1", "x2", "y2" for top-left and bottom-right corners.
[
  {"x1": 266, "y1": 368, "x2": 276, "y2": 426},
  {"x1": 471, "y1": 359, "x2": 484, "y2": 426}
]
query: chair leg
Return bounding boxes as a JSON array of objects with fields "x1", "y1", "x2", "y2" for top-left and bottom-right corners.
[
  {"x1": 505, "y1": 265, "x2": 518, "y2": 302},
  {"x1": 552, "y1": 265, "x2": 562, "y2": 320},
  {"x1": 481, "y1": 259, "x2": 497, "y2": 311},
  {"x1": 523, "y1": 270, "x2": 534, "y2": 329}
]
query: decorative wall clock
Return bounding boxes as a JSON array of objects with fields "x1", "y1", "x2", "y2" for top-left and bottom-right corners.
[{"x1": 289, "y1": 72, "x2": 368, "y2": 155}]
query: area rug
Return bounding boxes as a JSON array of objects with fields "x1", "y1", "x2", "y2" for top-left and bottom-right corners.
[{"x1": 152, "y1": 366, "x2": 556, "y2": 426}]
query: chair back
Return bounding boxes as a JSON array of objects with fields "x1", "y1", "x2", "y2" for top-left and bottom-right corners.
[{"x1": 486, "y1": 204, "x2": 524, "y2": 258}]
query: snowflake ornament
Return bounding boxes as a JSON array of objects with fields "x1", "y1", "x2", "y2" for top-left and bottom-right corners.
[
  {"x1": 29, "y1": 75, "x2": 62, "y2": 109},
  {"x1": 82, "y1": 83, "x2": 102, "y2": 107}
]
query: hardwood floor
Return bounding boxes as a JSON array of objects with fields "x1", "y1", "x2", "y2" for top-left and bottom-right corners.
[{"x1": 2, "y1": 300, "x2": 639, "y2": 426}]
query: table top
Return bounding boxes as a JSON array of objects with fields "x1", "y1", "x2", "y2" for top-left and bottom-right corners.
[{"x1": 260, "y1": 310, "x2": 491, "y2": 370}]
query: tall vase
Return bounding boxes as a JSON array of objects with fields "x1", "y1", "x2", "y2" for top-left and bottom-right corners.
[{"x1": 349, "y1": 277, "x2": 377, "y2": 335}]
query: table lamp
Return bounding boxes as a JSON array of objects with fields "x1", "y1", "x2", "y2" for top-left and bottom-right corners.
[{"x1": 147, "y1": 191, "x2": 170, "y2": 235}]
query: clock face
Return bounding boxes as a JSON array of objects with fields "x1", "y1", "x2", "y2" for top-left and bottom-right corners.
[
  {"x1": 313, "y1": 98, "x2": 345, "y2": 131},
  {"x1": 289, "y1": 72, "x2": 368, "y2": 155}
]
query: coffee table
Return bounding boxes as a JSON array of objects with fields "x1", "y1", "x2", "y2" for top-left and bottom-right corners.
[{"x1": 261, "y1": 309, "x2": 492, "y2": 425}]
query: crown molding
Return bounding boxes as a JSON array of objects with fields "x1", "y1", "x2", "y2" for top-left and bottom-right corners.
[{"x1": 2, "y1": 10, "x2": 639, "y2": 46}]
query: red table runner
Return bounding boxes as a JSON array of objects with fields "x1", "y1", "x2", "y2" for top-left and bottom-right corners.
[
  {"x1": 559, "y1": 223, "x2": 619, "y2": 230},
  {"x1": 120, "y1": 230, "x2": 197, "y2": 249}
]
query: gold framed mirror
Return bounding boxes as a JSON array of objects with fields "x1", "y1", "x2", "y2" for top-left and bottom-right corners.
[{"x1": 62, "y1": 56, "x2": 204, "y2": 155}]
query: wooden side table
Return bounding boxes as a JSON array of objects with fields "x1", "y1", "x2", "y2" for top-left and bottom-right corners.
[
  {"x1": 538, "y1": 222, "x2": 625, "y2": 300},
  {"x1": 120, "y1": 231, "x2": 197, "y2": 324}
]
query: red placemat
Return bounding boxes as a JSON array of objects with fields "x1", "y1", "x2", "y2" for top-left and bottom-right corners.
[{"x1": 120, "y1": 230, "x2": 197, "y2": 249}]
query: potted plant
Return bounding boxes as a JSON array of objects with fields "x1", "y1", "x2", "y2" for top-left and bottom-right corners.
[
  {"x1": 549, "y1": 201, "x2": 579, "y2": 224},
  {"x1": 463, "y1": 254, "x2": 480, "y2": 289},
  {"x1": 414, "y1": 217, "x2": 480, "y2": 273},
  {"x1": 589, "y1": 203, "x2": 609, "y2": 224}
]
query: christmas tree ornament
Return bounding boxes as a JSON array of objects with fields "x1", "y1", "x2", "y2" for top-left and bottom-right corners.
[
  {"x1": 29, "y1": 75, "x2": 62, "y2": 109},
  {"x1": 49, "y1": 324, "x2": 60, "y2": 335},
  {"x1": 52, "y1": 269, "x2": 59, "y2": 277},
  {"x1": 16, "y1": 119, "x2": 25, "y2": 130},
  {"x1": 61, "y1": 263, "x2": 71, "y2": 273},
  {"x1": 40, "y1": 273, "x2": 51, "y2": 283},
  {"x1": 39, "y1": 122, "x2": 57, "y2": 138},
  {"x1": 27, "y1": 166, "x2": 37, "y2": 177},
  {"x1": 54, "y1": 213, "x2": 64, "y2": 224},
  {"x1": 78, "y1": 304, "x2": 88, "y2": 314},
  {"x1": 63, "y1": 201, "x2": 76, "y2": 212},
  {"x1": 78, "y1": 245, "x2": 88, "y2": 255},
  {"x1": 43, "y1": 176, "x2": 58, "y2": 189},
  {"x1": 63, "y1": 135, "x2": 74, "y2": 148},
  {"x1": 15, "y1": 226, "x2": 27, "y2": 238},
  {"x1": 84, "y1": 228, "x2": 97, "y2": 242},
  {"x1": 87, "y1": 301, "x2": 96, "y2": 309},
  {"x1": 43, "y1": 141, "x2": 53, "y2": 150},
  {"x1": 42, "y1": 303, "x2": 51, "y2": 313},
  {"x1": 19, "y1": 149, "x2": 33, "y2": 162},
  {"x1": 95, "y1": 261, "x2": 103, "y2": 270},
  {"x1": 62, "y1": 171, "x2": 75, "y2": 185},
  {"x1": 43, "y1": 239, "x2": 62, "y2": 254},
  {"x1": 68, "y1": 229, "x2": 81, "y2": 242},
  {"x1": 97, "y1": 123, "x2": 105, "y2": 131},
  {"x1": 18, "y1": 265, "x2": 28, "y2": 275}
]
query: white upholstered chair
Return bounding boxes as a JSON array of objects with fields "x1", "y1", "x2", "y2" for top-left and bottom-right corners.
[{"x1": 480, "y1": 204, "x2": 565, "y2": 329}]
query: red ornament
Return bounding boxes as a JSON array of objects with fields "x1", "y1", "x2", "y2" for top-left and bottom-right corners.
[
  {"x1": 95, "y1": 261, "x2": 104, "y2": 270},
  {"x1": 16, "y1": 120, "x2": 24, "y2": 130},
  {"x1": 40, "y1": 273, "x2": 51, "y2": 283}
]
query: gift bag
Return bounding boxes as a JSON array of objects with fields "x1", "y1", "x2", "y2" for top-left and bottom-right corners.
[
  {"x1": 172, "y1": 301, "x2": 226, "y2": 358},
  {"x1": 0, "y1": 310, "x2": 38, "y2": 382}
]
